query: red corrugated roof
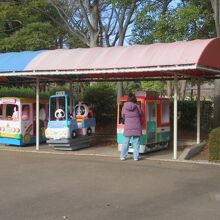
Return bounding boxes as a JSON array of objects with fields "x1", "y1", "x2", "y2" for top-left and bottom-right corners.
[
  {"x1": 24, "y1": 38, "x2": 220, "y2": 71},
  {"x1": 0, "y1": 37, "x2": 220, "y2": 82}
]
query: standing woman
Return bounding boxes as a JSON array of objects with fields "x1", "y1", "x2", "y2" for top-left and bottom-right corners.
[{"x1": 120, "y1": 93, "x2": 142, "y2": 161}]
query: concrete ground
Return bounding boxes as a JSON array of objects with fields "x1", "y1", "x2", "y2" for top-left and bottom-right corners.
[
  {"x1": 0, "y1": 147, "x2": 220, "y2": 220},
  {"x1": 0, "y1": 142, "x2": 183, "y2": 161}
]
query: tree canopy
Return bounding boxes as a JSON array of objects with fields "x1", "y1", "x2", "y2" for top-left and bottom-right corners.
[
  {"x1": 0, "y1": 0, "x2": 216, "y2": 50},
  {"x1": 130, "y1": 0, "x2": 215, "y2": 44},
  {"x1": 0, "y1": 0, "x2": 88, "y2": 51}
]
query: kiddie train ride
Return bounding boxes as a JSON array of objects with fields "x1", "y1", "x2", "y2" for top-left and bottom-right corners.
[
  {"x1": 45, "y1": 91, "x2": 96, "y2": 150},
  {"x1": 0, "y1": 97, "x2": 48, "y2": 146},
  {"x1": 117, "y1": 91, "x2": 170, "y2": 153}
]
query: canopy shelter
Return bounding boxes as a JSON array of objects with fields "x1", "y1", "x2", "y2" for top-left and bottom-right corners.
[
  {"x1": 0, "y1": 37, "x2": 220, "y2": 83},
  {"x1": 1, "y1": 37, "x2": 220, "y2": 159}
]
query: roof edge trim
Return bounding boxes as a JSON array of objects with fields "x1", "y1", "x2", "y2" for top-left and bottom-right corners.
[
  {"x1": 0, "y1": 64, "x2": 197, "y2": 77},
  {"x1": 197, "y1": 65, "x2": 220, "y2": 74}
]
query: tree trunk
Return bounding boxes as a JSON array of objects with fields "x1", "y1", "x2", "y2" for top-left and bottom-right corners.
[
  {"x1": 166, "y1": 81, "x2": 172, "y2": 97},
  {"x1": 211, "y1": 0, "x2": 220, "y2": 35},
  {"x1": 211, "y1": 0, "x2": 220, "y2": 127},
  {"x1": 179, "y1": 80, "x2": 187, "y2": 100},
  {"x1": 89, "y1": 0, "x2": 99, "y2": 48},
  {"x1": 117, "y1": 82, "x2": 123, "y2": 99}
]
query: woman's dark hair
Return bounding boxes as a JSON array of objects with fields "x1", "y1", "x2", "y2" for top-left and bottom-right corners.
[{"x1": 127, "y1": 93, "x2": 137, "y2": 103}]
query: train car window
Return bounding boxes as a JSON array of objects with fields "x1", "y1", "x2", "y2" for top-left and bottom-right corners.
[
  {"x1": 50, "y1": 98, "x2": 56, "y2": 120},
  {"x1": 161, "y1": 101, "x2": 169, "y2": 124},
  {"x1": 147, "y1": 102, "x2": 156, "y2": 122},
  {"x1": 50, "y1": 96, "x2": 66, "y2": 121},
  {"x1": 39, "y1": 104, "x2": 47, "y2": 121},
  {"x1": 2, "y1": 104, "x2": 19, "y2": 121},
  {"x1": 22, "y1": 105, "x2": 30, "y2": 120}
]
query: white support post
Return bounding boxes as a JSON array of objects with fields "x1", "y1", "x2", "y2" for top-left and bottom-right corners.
[
  {"x1": 69, "y1": 81, "x2": 73, "y2": 115},
  {"x1": 173, "y1": 74, "x2": 178, "y2": 160},
  {"x1": 36, "y1": 77, "x2": 40, "y2": 151},
  {"x1": 197, "y1": 79, "x2": 201, "y2": 144}
]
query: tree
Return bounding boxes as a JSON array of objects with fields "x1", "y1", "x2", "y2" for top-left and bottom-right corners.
[
  {"x1": 131, "y1": 0, "x2": 215, "y2": 99},
  {"x1": 47, "y1": 0, "x2": 100, "y2": 48},
  {"x1": 131, "y1": 0, "x2": 214, "y2": 44},
  {"x1": 47, "y1": 0, "x2": 142, "y2": 97},
  {"x1": 0, "y1": 22, "x2": 58, "y2": 51},
  {"x1": 0, "y1": 0, "x2": 58, "y2": 51},
  {"x1": 0, "y1": 0, "x2": 86, "y2": 51},
  {"x1": 48, "y1": 0, "x2": 141, "y2": 47}
]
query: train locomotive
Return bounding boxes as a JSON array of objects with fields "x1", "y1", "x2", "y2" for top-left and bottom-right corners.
[
  {"x1": 0, "y1": 97, "x2": 48, "y2": 146},
  {"x1": 45, "y1": 91, "x2": 96, "y2": 150},
  {"x1": 117, "y1": 91, "x2": 170, "y2": 153}
]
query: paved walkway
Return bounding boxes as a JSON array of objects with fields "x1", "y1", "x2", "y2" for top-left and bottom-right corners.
[
  {"x1": 0, "y1": 150, "x2": 220, "y2": 220},
  {"x1": 0, "y1": 135, "x2": 210, "y2": 164},
  {"x1": 0, "y1": 142, "x2": 190, "y2": 162}
]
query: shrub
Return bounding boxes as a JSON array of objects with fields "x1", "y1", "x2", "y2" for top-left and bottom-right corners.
[
  {"x1": 83, "y1": 83, "x2": 116, "y2": 123},
  {"x1": 0, "y1": 86, "x2": 48, "y2": 98},
  {"x1": 170, "y1": 100, "x2": 213, "y2": 131},
  {"x1": 208, "y1": 127, "x2": 220, "y2": 162},
  {"x1": 178, "y1": 101, "x2": 197, "y2": 129},
  {"x1": 0, "y1": 84, "x2": 117, "y2": 125}
]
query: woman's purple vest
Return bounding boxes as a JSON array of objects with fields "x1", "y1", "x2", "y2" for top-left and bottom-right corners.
[{"x1": 121, "y1": 101, "x2": 142, "y2": 137}]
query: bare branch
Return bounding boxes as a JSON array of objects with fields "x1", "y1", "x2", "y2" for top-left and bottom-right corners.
[
  {"x1": 47, "y1": 0, "x2": 89, "y2": 46},
  {"x1": 78, "y1": 0, "x2": 94, "y2": 33}
]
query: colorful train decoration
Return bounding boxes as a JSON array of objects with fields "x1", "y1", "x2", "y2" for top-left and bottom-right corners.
[
  {"x1": 0, "y1": 97, "x2": 48, "y2": 146},
  {"x1": 45, "y1": 91, "x2": 96, "y2": 150},
  {"x1": 117, "y1": 91, "x2": 170, "y2": 153}
]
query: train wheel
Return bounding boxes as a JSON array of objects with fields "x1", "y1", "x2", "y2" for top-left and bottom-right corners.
[
  {"x1": 72, "y1": 131, "x2": 77, "y2": 138},
  {"x1": 163, "y1": 142, "x2": 169, "y2": 148},
  {"x1": 160, "y1": 141, "x2": 168, "y2": 149},
  {"x1": 87, "y1": 127, "x2": 92, "y2": 136},
  {"x1": 23, "y1": 133, "x2": 31, "y2": 144}
]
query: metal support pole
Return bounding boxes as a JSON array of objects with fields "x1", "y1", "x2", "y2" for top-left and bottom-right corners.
[
  {"x1": 197, "y1": 79, "x2": 201, "y2": 144},
  {"x1": 69, "y1": 81, "x2": 73, "y2": 115},
  {"x1": 173, "y1": 74, "x2": 178, "y2": 160},
  {"x1": 36, "y1": 77, "x2": 40, "y2": 151}
]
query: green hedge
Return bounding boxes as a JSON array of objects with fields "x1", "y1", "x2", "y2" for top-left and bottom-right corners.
[
  {"x1": 83, "y1": 83, "x2": 116, "y2": 123},
  {"x1": 170, "y1": 100, "x2": 213, "y2": 131},
  {"x1": 208, "y1": 127, "x2": 220, "y2": 162},
  {"x1": 0, "y1": 85, "x2": 73, "y2": 99},
  {"x1": 0, "y1": 86, "x2": 48, "y2": 98},
  {"x1": 0, "y1": 84, "x2": 117, "y2": 124}
]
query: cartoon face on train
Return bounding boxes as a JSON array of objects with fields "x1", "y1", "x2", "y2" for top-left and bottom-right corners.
[
  {"x1": 54, "y1": 108, "x2": 65, "y2": 120},
  {"x1": 75, "y1": 102, "x2": 89, "y2": 117}
]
